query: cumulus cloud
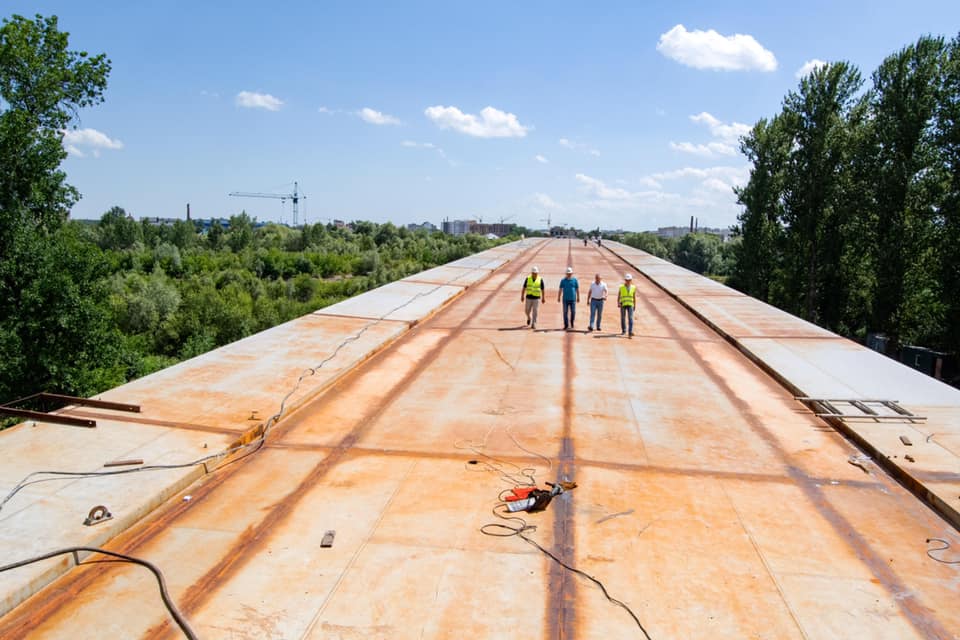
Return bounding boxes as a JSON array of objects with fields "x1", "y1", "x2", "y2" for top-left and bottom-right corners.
[
  {"x1": 669, "y1": 112, "x2": 749, "y2": 158},
  {"x1": 235, "y1": 90, "x2": 283, "y2": 111},
  {"x1": 795, "y1": 59, "x2": 828, "y2": 79},
  {"x1": 358, "y1": 107, "x2": 400, "y2": 125},
  {"x1": 61, "y1": 128, "x2": 124, "y2": 157},
  {"x1": 535, "y1": 154, "x2": 549, "y2": 164},
  {"x1": 657, "y1": 24, "x2": 777, "y2": 72},
  {"x1": 425, "y1": 105, "x2": 529, "y2": 138},
  {"x1": 689, "y1": 112, "x2": 752, "y2": 143}
]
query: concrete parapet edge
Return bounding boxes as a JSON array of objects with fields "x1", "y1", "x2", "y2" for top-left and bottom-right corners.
[{"x1": 602, "y1": 241, "x2": 960, "y2": 533}]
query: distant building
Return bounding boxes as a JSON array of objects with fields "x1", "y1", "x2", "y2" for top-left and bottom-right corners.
[
  {"x1": 655, "y1": 226, "x2": 735, "y2": 242},
  {"x1": 656, "y1": 226, "x2": 688, "y2": 239},
  {"x1": 407, "y1": 221, "x2": 438, "y2": 232},
  {"x1": 442, "y1": 219, "x2": 475, "y2": 235},
  {"x1": 140, "y1": 216, "x2": 181, "y2": 227},
  {"x1": 332, "y1": 219, "x2": 347, "y2": 228},
  {"x1": 470, "y1": 222, "x2": 515, "y2": 236}
]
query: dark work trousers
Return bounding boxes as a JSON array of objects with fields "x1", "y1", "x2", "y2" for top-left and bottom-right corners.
[{"x1": 563, "y1": 300, "x2": 576, "y2": 328}]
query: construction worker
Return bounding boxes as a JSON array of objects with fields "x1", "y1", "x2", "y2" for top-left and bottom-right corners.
[
  {"x1": 586, "y1": 273, "x2": 607, "y2": 332},
  {"x1": 521, "y1": 266, "x2": 546, "y2": 329},
  {"x1": 618, "y1": 273, "x2": 637, "y2": 337},
  {"x1": 557, "y1": 266, "x2": 580, "y2": 330}
]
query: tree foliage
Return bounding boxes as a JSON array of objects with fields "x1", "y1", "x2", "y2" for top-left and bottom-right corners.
[
  {"x1": 732, "y1": 33, "x2": 960, "y2": 354},
  {"x1": 0, "y1": 14, "x2": 117, "y2": 402}
]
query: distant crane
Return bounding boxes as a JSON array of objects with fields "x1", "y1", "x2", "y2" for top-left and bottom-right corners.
[
  {"x1": 229, "y1": 181, "x2": 305, "y2": 226},
  {"x1": 499, "y1": 214, "x2": 516, "y2": 225},
  {"x1": 540, "y1": 214, "x2": 552, "y2": 229}
]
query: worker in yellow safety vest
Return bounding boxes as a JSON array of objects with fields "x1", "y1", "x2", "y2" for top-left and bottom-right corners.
[
  {"x1": 520, "y1": 266, "x2": 546, "y2": 330},
  {"x1": 618, "y1": 273, "x2": 637, "y2": 338}
]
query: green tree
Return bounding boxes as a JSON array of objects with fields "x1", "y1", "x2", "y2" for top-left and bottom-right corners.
[
  {"x1": 98, "y1": 205, "x2": 142, "y2": 250},
  {"x1": 780, "y1": 61, "x2": 864, "y2": 322},
  {"x1": 936, "y1": 34, "x2": 960, "y2": 353},
  {"x1": 0, "y1": 14, "x2": 115, "y2": 404},
  {"x1": 0, "y1": 14, "x2": 110, "y2": 241},
  {"x1": 732, "y1": 116, "x2": 790, "y2": 300},
  {"x1": 674, "y1": 233, "x2": 724, "y2": 275},
  {"x1": 227, "y1": 211, "x2": 254, "y2": 252},
  {"x1": 869, "y1": 36, "x2": 947, "y2": 343}
]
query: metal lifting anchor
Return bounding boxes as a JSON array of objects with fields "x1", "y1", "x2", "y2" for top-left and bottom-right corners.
[{"x1": 83, "y1": 505, "x2": 113, "y2": 526}]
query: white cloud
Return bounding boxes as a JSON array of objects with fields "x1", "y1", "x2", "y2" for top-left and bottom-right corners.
[
  {"x1": 425, "y1": 105, "x2": 529, "y2": 138},
  {"x1": 703, "y1": 177, "x2": 734, "y2": 192},
  {"x1": 649, "y1": 165, "x2": 749, "y2": 196},
  {"x1": 358, "y1": 107, "x2": 400, "y2": 125},
  {"x1": 669, "y1": 112, "x2": 748, "y2": 158},
  {"x1": 200, "y1": 90, "x2": 219, "y2": 98},
  {"x1": 535, "y1": 154, "x2": 549, "y2": 164},
  {"x1": 656, "y1": 24, "x2": 777, "y2": 72},
  {"x1": 690, "y1": 112, "x2": 752, "y2": 143},
  {"x1": 61, "y1": 128, "x2": 124, "y2": 157},
  {"x1": 558, "y1": 137, "x2": 600, "y2": 156},
  {"x1": 795, "y1": 59, "x2": 828, "y2": 79},
  {"x1": 235, "y1": 90, "x2": 283, "y2": 111},
  {"x1": 533, "y1": 192, "x2": 561, "y2": 209},
  {"x1": 318, "y1": 106, "x2": 334, "y2": 114},
  {"x1": 670, "y1": 141, "x2": 736, "y2": 157}
]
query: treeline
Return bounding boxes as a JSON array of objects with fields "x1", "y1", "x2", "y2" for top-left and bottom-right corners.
[
  {"x1": 621, "y1": 231, "x2": 738, "y2": 280},
  {"x1": 2, "y1": 209, "x2": 503, "y2": 405},
  {"x1": 732, "y1": 34, "x2": 960, "y2": 353}
]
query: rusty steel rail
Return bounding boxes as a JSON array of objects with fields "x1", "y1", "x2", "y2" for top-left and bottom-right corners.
[{"x1": 0, "y1": 392, "x2": 141, "y2": 428}]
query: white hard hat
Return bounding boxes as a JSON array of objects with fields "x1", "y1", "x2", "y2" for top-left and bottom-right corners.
[
  {"x1": 625, "y1": 273, "x2": 633, "y2": 280},
  {"x1": 566, "y1": 267, "x2": 573, "y2": 274},
  {"x1": 531, "y1": 266, "x2": 539, "y2": 273}
]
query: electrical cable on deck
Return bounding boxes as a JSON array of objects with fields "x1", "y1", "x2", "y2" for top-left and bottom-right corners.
[
  {"x1": 465, "y1": 421, "x2": 652, "y2": 638},
  {"x1": 925, "y1": 538, "x2": 960, "y2": 564},
  {"x1": 0, "y1": 546, "x2": 197, "y2": 639}
]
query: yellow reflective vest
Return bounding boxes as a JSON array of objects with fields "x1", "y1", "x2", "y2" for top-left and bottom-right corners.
[
  {"x1": 618, "y1": 284, "x2": 636, "y2": 306},
  {"x1": 525, "y1": 275, "x2": 543, "y2": 297}
]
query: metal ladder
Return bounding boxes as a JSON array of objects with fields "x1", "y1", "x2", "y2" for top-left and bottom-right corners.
[{"x1": 795, "y1": 397, "x2": 926, "y2": 423}]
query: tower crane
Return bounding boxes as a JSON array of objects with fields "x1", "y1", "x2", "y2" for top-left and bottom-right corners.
[
  {"x1": 229, "y1": 181, "x2": 305, "y2": 226},
  {"x1": 499, "y1": 214, "x2": 516, "y2": 224}
]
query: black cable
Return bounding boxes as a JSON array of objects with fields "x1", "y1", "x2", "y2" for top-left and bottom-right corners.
[
  {"x1": 926, "y1": 538, "x2": 960, "y2": 564},
  {"x1": 481, "y1": 504, "x2": 653, "y2": 639},
  {"x1": 0, "y1": 546, "x2": 197, "y2": 639}
]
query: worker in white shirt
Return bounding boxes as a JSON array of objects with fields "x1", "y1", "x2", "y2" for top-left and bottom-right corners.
[{"x1": 586, "y1": 273, "x2": 607, "y2": 332}]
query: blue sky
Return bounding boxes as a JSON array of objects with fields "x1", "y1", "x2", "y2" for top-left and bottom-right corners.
[{"x1": 8, "y1": 1, "x2": 960, "y2": 230}]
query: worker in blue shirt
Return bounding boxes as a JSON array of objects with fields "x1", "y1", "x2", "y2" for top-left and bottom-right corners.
[{"x1": 557, "y1": 266, "x2": 580, "y2": 330}]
